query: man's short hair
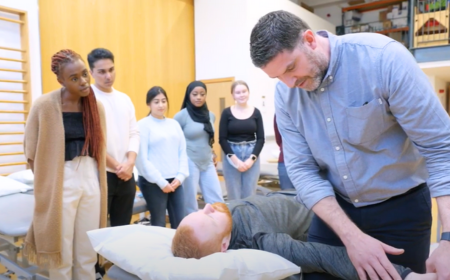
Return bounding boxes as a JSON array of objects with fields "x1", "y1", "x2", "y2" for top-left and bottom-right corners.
[
  {"x1": 87, "y1": 48, "x2": 114, "y2": 69},
  {"x1": 172, "y1": 225, "x2": 222, "y2": 259},
  {"x1": 250, "y1": 10, "x2": 311, "y2": 68}
]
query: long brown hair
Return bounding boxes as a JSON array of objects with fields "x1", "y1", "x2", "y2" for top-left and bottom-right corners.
[{"x1": 51, "y1": 49, "x2": 104, "y2": 165}]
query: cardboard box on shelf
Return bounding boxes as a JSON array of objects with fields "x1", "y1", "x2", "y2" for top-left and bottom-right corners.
[
  {"x1": 371, "y1": 22, "x2": 384, "y2": 31},
  {"x1": 387, "y1": 12, "x2": 394, "y2": 19},
  {"x1": 401, "y1": 1, "x2": 408, "y2": 10},
  {"x1": 351, "y1": 25, "x2": 361, "y2": 33},
  {"x1": 392, "y1": 18, "x2": 407, "y2": 28},
  {"x1": 345, "y1": 10, "x2": 362, "y2": 21},
  {"x1": 383, "y1": 20, "x2": 392, "y2": 30},
  {"x1": 379, "y1": 10, "x2": 388, "y2": 21},
  {"x1": 388, "y1": 32, "x2": 403, "y2": 43},
  {"x1": 393, "y1": 9, "x2": 408, "y2": 18},
  {"x1": 360, "y1": 24, "x2": 371, "y2": 32},
  {"x1": 345, "y1": 19, "x2": 358, "y2": 26},
  {"x1": 392, "y1": 6, "x2": 399, "y2": 16}
]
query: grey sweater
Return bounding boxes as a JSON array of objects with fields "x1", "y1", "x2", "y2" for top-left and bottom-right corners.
[{"x1": 174, "y1": 108, "x2": 215, "y2": 171}]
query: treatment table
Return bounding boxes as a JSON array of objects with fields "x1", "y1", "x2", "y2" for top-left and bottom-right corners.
[{"x1": 0, "y1": 191, "x2": 47, "y2": 280}]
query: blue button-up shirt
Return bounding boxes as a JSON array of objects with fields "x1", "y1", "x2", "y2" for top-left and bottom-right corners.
[{"x1": 275, "y1": 31, "x2": 450, "y2": 209}]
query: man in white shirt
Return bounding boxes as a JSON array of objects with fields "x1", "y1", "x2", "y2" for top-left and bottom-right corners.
[{"x1": 87, "y1": 48, "x2": 140, "y2": 227}]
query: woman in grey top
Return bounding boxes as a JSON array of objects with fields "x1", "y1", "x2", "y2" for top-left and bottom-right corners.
[{"x1": 174, "y1": 81, "x2": 224, "y2": 214}]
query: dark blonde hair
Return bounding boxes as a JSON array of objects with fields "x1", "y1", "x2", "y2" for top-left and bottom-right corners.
[{"x1": 231, "y1": 80, "x2": 250, "y2": 93}]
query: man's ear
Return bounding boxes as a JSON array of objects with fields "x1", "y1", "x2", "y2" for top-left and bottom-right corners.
[
  {"x1": 220, "y1": 234, "x2": 231, "y2": 252},
  {"x1": 302, "y1": 29, "x2": 317, "y2": 50}
]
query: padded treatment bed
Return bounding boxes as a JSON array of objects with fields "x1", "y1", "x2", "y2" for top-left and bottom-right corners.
[
  {"x1": 0, "y1": 192, "x2": 47, "y2": 280},
  {"x1": 106, "y1": 264, "x2": 302, "y2": 280},
  {"x1": 0, "y1": 189, "x2": 147, "y2": 280}
]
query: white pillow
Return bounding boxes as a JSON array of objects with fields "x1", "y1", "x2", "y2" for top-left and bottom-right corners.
[
  {"x1": 88, "y1": 225, "x2": 300, "y2": 280},
  {"x1": 0, "y1": 175, "x2": 33, "y2": 197},
  {"x1": 7, "y1": 169, "x2": 34, "y2": 185}
]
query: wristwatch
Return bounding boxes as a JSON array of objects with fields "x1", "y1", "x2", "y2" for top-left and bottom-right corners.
[
  {"x1": 441, "y1": 232, "x2": 450, "y2": 242},
  {"x1": 251, "y1": 155, "x2": 257, "y2": 161}
]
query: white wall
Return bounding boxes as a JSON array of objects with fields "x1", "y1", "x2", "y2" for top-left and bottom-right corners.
[
  {"x1": 195, "y1": 0, "x2": 335, "y2": 163},
  {"x1": 0, "y1": 0, "x2": 41, "y2": 175},
  {"x1": 314, "y1": 4, "x2": 343, "y2": 27},
  {"x1": 195, "y1": 0, "x2": 335, "y2": 137}
]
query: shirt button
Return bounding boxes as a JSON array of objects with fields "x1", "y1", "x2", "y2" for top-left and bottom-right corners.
[
  {"x1": 329, "y1": 76, "x2": 333, "y2": 80},
  {"x1": 320, "y1": 88, "x2": 325, "y2": 92},
  {"x1": 335, "y1": 146, "x2": 340, "y2": 151},
  {"x1": 343, "y1": 175, "x2": 348, "y2": 180},
  {"x1": 354, "y1": 199, "x2": 359, "y2": 203},
  {"x1": 327, "y1": 118, "x2": 331, "y2": 122}
]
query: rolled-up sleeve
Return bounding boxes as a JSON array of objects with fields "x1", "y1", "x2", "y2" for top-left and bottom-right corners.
[
  {"x1": 380, "y1": 42, "x2": 450, "y2": 198},
  {"x1": 275, "y1": 83, "x2": 335, "y2": 209}
]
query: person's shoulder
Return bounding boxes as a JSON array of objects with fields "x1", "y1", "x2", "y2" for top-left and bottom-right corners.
[
  {"x1": 137, "y1": 116, "x2": 150, "y2": 126},
  {"x1": 253, "y1": 107, "x2": 262, "y2": 115},
  {"x1": 33, "y1": 89, "x2": 60, "y2": 108},
  {"x1": 339, "y1": 32, "x2": 394, "y2": 50},
  {"x1": 166, "y1": 117, "x2": 181, "y2": 126},
  {"x1": 113, "y1": 88, "x2": 134, "y2": 103},
  {"x1": 222, "y1": 106, "x2": 231, "y2": 115},
  {"x1": 174, "y1": 108, "x2": 187, "y2": 118},
  {"x1": 209, "y1": 111, "x2": 215, "y2": 119}
]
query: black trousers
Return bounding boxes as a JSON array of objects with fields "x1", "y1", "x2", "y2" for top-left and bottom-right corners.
[
  {"x1": 137, "y1": 176, "x2": 186, "y2": 229},
  {"x1": 304, "y1": 183, "x2": 432, "y2": 280},
  {"x1": 107, "y1": 171, "x2": 136, "y2": 227}
]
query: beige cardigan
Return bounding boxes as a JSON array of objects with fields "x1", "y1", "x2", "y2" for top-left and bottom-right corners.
[{"x1": 23, "y1": 89, "x2": 108, "y2": 268}]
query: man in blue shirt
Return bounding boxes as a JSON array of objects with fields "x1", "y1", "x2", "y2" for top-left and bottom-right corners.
[{"x1": 250, "y1": 10, "x2": 450, "y2": 280}]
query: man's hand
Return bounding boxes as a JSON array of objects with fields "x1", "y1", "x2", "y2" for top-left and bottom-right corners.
[
  {"x1": 345, "y1": 232, "x2": 404, "y2": 280},
  {"x1": 162, "y1": 184, "x2": 174, "y2": 193},
  {"x1": 426, "y1": 240, "x2": 450, "y2": 279},
  {"x1": 116, "y1": 161, "x2": 134, "y2": 181},
  {"x1": 170, "y1": 179, "x2": 181, "y2": 190}
]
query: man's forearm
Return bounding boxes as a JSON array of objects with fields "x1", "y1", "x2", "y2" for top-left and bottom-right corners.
[
  {"x1": 106, "y1": 154, "x2": 119, "y2": 170},
  {"x1": 311, "y1": 197, "x2": 362, "y2": 246},
  {"x1": 252, "y1": 232, "x2": 409, "y2": 279},
  {"x1": 436, "y1": 195, "x2": 450, "y2": 232},
  {"x1": 126, "y1": 151, "x2": 137, "y2": 165}
]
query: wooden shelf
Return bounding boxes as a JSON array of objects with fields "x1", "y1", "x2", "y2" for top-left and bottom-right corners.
[
  {"x1": 376, "y1": 26, "x2": 409, "y2": 34},
  {"x1": 343, "y1": 0, "x2": 404, "y2": 13}
]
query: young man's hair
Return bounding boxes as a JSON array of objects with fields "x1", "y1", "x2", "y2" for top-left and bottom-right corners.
[
  {"x1": 172, "y1": 225, "x2": 223, "y2": 259},
  {"x1": 87, "y1": 48, "x2": 115, "y2": 69},
  {"x1": 250, "y1": 10, "x2": 311, "y2": 68}
]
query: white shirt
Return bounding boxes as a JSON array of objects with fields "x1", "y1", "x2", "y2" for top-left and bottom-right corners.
[{"x1": 92, "y1": 84, "x2": 140, "y2": 172}]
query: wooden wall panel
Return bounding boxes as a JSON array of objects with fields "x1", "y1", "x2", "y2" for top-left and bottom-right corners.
[{"x1": 38, "y1": 0, "x2": 194, "y2": 119}]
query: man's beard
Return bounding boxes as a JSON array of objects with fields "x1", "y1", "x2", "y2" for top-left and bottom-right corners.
[
  {"x1": 296, "y1": 49, "x2": 328, "y2": 91},
  {"x1": 212, "y1": 202, "x2": 233, "y2": 237}
]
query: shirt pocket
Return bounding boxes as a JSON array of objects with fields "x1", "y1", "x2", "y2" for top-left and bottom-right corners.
[{"x1": 345, "y1": 98, "x2": 385, "y2": 145}]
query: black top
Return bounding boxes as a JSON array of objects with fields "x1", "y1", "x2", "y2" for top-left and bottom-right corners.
[
  {"x1": 218, "y1": 107, "x2": 265, "y2": 157},
  {"x1": 63, "y1": 112, "x2": 87, "y2": 161}
]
